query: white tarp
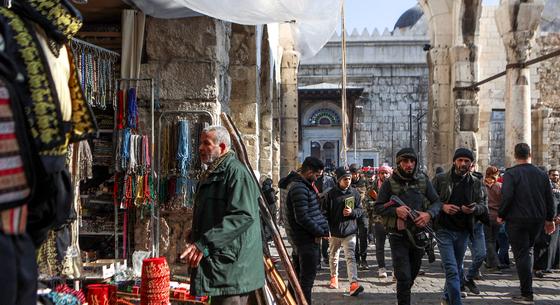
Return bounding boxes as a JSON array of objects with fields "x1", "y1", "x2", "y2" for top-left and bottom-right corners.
[{"x1": 130, "y1": 0, "x2": 342, "y2": 59}]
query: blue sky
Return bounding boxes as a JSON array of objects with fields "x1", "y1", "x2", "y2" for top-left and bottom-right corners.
[{"x1": 343, "y1": 0, "x2": 501, "y2": 32}]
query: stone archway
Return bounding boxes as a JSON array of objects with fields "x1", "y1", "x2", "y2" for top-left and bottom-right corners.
[{"x1": 417, "y1": 0, "x2": 483, "y2": 173}]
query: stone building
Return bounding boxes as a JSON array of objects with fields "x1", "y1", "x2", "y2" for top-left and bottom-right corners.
[
  {"x1": 299, "y1": 1, "x2": 560, "y2": 172},
  {"x1": 299, "y1": 6, "x2": 430, "y2": 168}
]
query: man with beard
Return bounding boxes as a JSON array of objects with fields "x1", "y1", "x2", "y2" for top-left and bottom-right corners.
[
  {"x1": 375, "y1": 148, "x2": 442, "y2": 305},
  {"x1": 181, "y1": 126, "x2": 264, "y2": 305},
  {"x1": 350, "y1": 164, "x2": 370, "y2": 269},
  {"x1": 279, "y1": 156, "x2": 330, "y2": 305},
  {"x1": 433, "y1": 148, "x2": 487, "y2": 305},
  {"x1": 368, "y1": 165, "x2": 393, "y2": 278},
  {"x1": 498, "y1": 143, "x2": 555, "y2": 304}
]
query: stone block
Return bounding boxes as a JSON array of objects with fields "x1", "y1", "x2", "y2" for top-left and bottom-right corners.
[
  {"x1": 146, "y1": 17, "x2": 222, "y2": 61},
  {"x1": 157, "y1": 61, "x2": 217, "y2": 101}
]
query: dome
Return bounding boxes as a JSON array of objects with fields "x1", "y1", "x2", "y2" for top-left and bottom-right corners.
[
  {"x1": 541, "y1": 0, "x2": 560, "y2": 32},
  {"x1": 394, "y1": 4, "x2": 424, "y2": 30}
]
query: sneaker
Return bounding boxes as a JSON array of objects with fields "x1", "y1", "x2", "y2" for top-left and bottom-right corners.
[
  {"x1": 534, "y1": 270, "x2": 545, "y2": 278},
  {"x1": 511, "y1": 295, "x2": 534, "y2": 304},
  {"x1": 485, "y1": 267, "x2": 502, "y2": 274},
  {"x1": 464, "y1": 279, "x2": 480, "y2": 295},
  {"x1": 378, "y1": 267, "x2": 388, "y2": 278},
  {"x1": 460, "y1": 285, "x2": 467, "y2": 298},
  {"x1": 362, "y1": 261, "x2": 370, "y2": 270},
  {"x1": 321, "y1": 261, "x2": 329, "y2": 269},
  {"x1": 329, "y1": 276, "x2": 338, "y2": 289},
  {"x1": 349, "y1": 282, "x2": 364, "y2": 296},
  {"x1": 473, "y1": 271, "x2": 484, "y2": 281}
]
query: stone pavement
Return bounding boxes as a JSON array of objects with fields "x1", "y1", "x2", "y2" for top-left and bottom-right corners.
[{"x1": 274, "y1": 235, "x2": 560, "y2": 305}]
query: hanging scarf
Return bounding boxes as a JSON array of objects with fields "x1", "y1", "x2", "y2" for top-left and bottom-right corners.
[
  {"x1": 121, "y1": 128, "x2": 131, "y2": 171},
  {"x1": 117, "y1": 90, "x2": 125, "y2": 130},
  {"x1": 126, "y1": 87, "x2": 138, "y2": 129},
  {"x1": 176, "y1": 120, "x2": 189, "y2": 200}
]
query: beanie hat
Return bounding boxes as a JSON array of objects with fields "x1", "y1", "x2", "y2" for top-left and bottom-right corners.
[
  {"x1": 396, "y1": 148, "x2": 417, "y2": 164},
  {"x1": 334, "y1": 167, "x2": 352, "y2": 181},
  {"x1": 349, "y1": 163, "x2": 360, "y2": 173},
  {"x1": 453, "y1": 148, "x2": 474, "y2": 162}
]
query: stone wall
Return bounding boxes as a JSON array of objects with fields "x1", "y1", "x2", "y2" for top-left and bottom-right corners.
[
  {"x1": 139, "y1": 16, "x2": 233, "y2": 273},
  {"x1": 298, "y1": 28, "x2": 430, "y2": 168},
  {"x1": 535, "y1": 33, "x2": 560, "y2": 168},
  {"x1": 353, "y1": 72, "x2": 429, "y2": 167}
]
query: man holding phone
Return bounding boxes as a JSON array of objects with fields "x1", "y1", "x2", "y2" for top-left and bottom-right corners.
[{"x1": 432, "y1": 148, "x2": 488, "y2": 305}]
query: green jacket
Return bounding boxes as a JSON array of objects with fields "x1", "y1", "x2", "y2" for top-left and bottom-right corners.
[
  {"x1": 190, "y1": 152, "x2": 265, "y2": 296},
  {"x1": 432, "y1": 170, "x2": 488, "y2": 234}
]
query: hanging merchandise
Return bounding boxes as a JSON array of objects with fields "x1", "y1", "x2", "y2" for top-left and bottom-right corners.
[
  {"x1": 70, "y1": 38, "x2": 119, "y2": 109},
  {"x1": 175, "y1": 120, "x2": 190, "y2": 206}
]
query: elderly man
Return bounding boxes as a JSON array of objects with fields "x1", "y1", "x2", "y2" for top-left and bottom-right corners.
[{"x1": 181, "y1": 125, "x2": 264, "y2": 305}]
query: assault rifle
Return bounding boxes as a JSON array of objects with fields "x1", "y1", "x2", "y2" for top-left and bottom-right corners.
[{"x1": 389, "y1": 195, "x2": 442, "y2": 248}]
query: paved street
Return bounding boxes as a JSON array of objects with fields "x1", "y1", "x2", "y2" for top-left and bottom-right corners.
[
  {"x1": 310, "y1": 244, "x2": 560, "y2": 305},
  {"x1": 274, "y1": 232, "x2": 560, "y2": 305}
]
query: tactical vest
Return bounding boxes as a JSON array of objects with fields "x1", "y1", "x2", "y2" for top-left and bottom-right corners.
[{"x1": 383, "y1": 175, "x2": 430, "y2": 231}]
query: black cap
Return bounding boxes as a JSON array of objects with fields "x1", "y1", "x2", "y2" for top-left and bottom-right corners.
[
  {"x1": 335, "y1": 167, "x2": 352, "y2": 181},
  {"x1": 453, "y1": 148, "x2": 474, "y2": 162},
  {"x1": 396, "y1": 147, "x2": 417, "y2": 164}
]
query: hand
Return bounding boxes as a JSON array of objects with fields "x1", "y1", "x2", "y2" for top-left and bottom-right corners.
[
  {"x1": 554, "y1": 216, "x2": 560, "y2": 225},
  {"x1": 396, "y1": 205, "x2": 411, "y2": 220},
  {"x1": 496, "y1": 217, "x2": 504, "y2": 224},
  {"x1": 442, "y1": 203, "x2": 460, "y2": 215},
  {"x1": 414, "y1": 211, "x2": 431, "y2": 228},
  {"x1": 343, "y1": 207, "x2": 352, "y2": 217},
  {"x1": 180, "y1": 244, "x2": 204, "y2": 267},
  {"x1": 545, "y1": 221, "x2": 556, "y2": 235},
  {"x1": 461, "y1": 203, "x2": 475, "y2": 214}
]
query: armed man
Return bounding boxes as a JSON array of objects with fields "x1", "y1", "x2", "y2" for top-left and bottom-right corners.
[{"x1": 375, "y1": 148, "x2": 442, "y2": 305}]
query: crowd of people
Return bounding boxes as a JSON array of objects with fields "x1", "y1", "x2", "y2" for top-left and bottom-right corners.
[
  {"x1": 179, "y1": 127, "x2": 556, "y2": 305},
  {"x1": 280, "y1": 143, "x2": 558, "y2": 305}
]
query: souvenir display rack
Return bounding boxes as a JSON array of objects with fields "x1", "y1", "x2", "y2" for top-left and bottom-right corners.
[{"x1": 154, "y1": 110, "x2": 215, "y2": 257}]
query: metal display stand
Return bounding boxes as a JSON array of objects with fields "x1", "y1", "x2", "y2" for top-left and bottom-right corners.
[
  {"x1": 154, "y1": 110, "x2": 215, "y2": 257},
  {"x1": 115, "y1": 78, "x2": 155, "y2": 260}
]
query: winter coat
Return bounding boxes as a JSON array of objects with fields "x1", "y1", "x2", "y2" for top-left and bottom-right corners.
[
  {"x1": 432, "y1": 169, "x2": 488, "y2": 234},
  {"x1": 279, "y1": 171, "x2": 329, "y2": 247},
  {"x1": 499, "y1": 163, "x2": 554, "y2": 222},
  {"x1": 190, "y1": 152, "x2": 264, "y2": 296},
  {"x1": 323, "y1": 186, "x2": 364, "y2": 238}
]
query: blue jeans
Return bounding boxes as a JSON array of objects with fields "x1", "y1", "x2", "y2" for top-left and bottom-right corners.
[
  {"x1": 466, "y1": 222, "x2": 486, "y2": 281},
  {"x1": 497, "y1": 223, "x2": 510, "y2": 266},
  {"x1": 437, "y1": 229, "x2": 469, "y2": 305}
]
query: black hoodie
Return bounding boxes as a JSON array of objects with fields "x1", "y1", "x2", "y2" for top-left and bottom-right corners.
[{"x1": 279, "y1": 171, "x2": 329, "y2": 247}]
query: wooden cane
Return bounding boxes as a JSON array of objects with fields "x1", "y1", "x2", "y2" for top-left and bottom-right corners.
[{"x1": 220, "y1": 113, "x2": 307, "y2": 305}]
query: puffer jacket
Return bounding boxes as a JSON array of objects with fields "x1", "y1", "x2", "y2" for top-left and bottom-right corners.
[{"x1": 279, "y1": 171, "x2": 329, "y2": 247}]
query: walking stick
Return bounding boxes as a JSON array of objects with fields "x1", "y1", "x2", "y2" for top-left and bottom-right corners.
[{"x1": 220, "y1": 113, "x2": 307, "y2": 305}]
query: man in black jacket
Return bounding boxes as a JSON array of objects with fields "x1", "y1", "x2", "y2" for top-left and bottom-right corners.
[
  {"x1": 375, "y1": 148, "x2": 442, "y2": 305},
  {"x1": 432, "y1": 148, "x2": 487, "y2": 305},
  {"x1": 350, "y1": 164, "x2": 370, "y2": 269},
  {"x1": 497, "y1": 143, "x2": 555, "y2": 304},
  {"x1": 324, "y1": 167, "x2": 364, "y2": 296},
  {"x1": 279, "y1": 156, "x2": 330, "y2": 305}
]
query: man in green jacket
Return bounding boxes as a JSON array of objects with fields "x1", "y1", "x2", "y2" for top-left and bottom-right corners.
[{"x1": 181, "y1": 125, "x2": 264, "y2": 305}]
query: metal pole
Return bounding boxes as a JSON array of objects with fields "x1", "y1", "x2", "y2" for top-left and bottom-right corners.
[
  {"x1": 409, "y1": 104, "x2": 413, "y2": 148},
  {"x1": 340, "y1": 2, "x2": 348, "y2": 166},
  {"x1": 391, "y1": 116, "x2": 394, "y2": 167}
]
